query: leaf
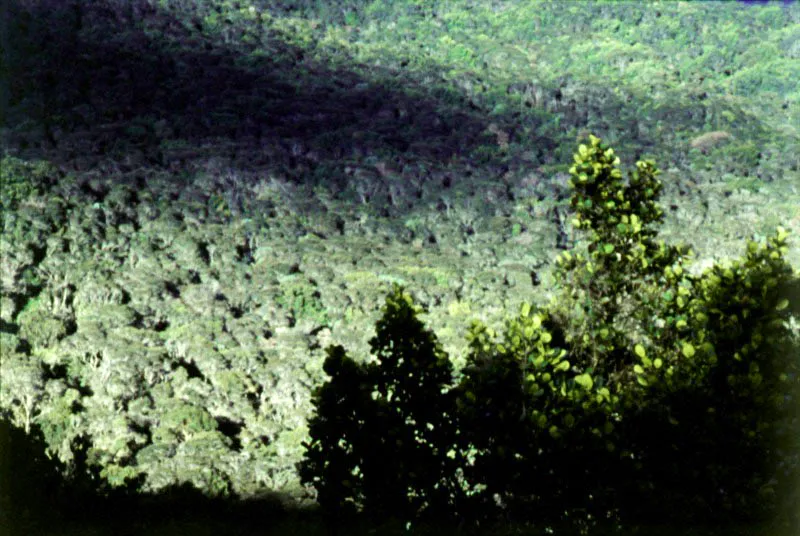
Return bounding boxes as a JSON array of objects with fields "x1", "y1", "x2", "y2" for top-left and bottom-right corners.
[
  {"x1": 537, "y1": 414, "x2": 548, "y2": 428},
  {"x1": 634, "y1": 344, "x2": 646, "y2": 359},
  {"x1": 521, "y1": 302, "x2": 531, "y2": 317},
  {"x1": 574, "y1": 373, "x2": 593, "y2": 390},
  {"x1": 556, "y1": 360, "x2": 570, "y2": 372},
  {"x1": 776, "y1": 298, "x2": 789, "y2": 311},
  {"x1": 634, "y1": 364, "x2": 644, "y2": 374},
  {"x1": 681, "y1": 342, "x2": 695, "y2": 358},
  {"x1": 653, "y1": 358, "x2": 663, "y2": 369},
  {"x1": 636, "y1": 375, "x2": 648, "y2": 387},
  {"x1": 524, "y1": 325, "x2": 534, "y2": 338}
]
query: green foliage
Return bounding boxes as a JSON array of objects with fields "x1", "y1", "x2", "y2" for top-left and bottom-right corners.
[
  {"x1": 274, "y1": 276, "x2": 330, "y2": 327},
  {"x1": 618, "y1": 226, "x2": 800, "y2": 522},
  {"x1": 153, "y1": 400, "x2": 218, "y2": 443},
  {"x1": 0, "y1": 348, "x2": 45, "y2": 434},
  {"x1": 300, "y1": 134, "x2": 799, "y2": 532},
  {"x1": 35, "y1": 387, "x2": 85, "y2": 466},
  {"x1": 361, "y1": 284, "x2": 464, "y2": 524},
  {"x1": 452, "y1": 302, "x2": 624, "y2": 530},
  {"x1": 549, "y1": 134, "x2": 693, "y2": 375},
  {"x1": 537, "y1": 134, "x2": 799, "y2": 526},
  {"x1": 298, "y1": 285, "x2": 465, "y2": 529},
  {"x1": 0, "y1": 157, "x2": 59, "y2": 213},
  {"x1": 297, "y1": 344, "x2": 373, "y2": 522}
]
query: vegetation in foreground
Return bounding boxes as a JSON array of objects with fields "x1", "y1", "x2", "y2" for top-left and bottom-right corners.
[
  {"x1": 298, "y1": 135, "x2": 800, "y2": 534},
  {"x1": 2, "y1": 1, "x2": 799, "y2": 534}
]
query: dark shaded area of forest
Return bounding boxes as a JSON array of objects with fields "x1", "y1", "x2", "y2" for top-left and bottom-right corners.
[{"x1": 2, "y1": 1, "x2": 799, "y2": 535}]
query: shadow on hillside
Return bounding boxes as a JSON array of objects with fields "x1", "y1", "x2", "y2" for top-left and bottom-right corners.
[
  {"x1": 4, "y1": 1, "x2": 506, "y2": 209},
  {"x1": 2, "y1": 2, "x2": 798, "y2": 535},
  {"x1": 2, "y1": 0, "x2": 683, "y2": 223}
]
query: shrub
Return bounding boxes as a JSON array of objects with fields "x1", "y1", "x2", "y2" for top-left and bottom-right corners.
[{"x1": 452, "y1": 306, "x2": 623, "y2": 530}]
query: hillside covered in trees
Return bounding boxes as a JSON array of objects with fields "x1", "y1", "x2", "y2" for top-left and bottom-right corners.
[{"x1": 1, "y1": 1, "x2": 799, "y2": 535}]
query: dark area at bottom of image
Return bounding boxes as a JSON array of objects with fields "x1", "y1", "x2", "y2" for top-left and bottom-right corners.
[{"x1": 1, "y1": 418, "x2": 797, "y2": 536}]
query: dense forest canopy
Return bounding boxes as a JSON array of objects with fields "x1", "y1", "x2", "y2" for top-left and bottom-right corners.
[{"x1": 1, "y1": 1, "x2": 798, "y2": 534}]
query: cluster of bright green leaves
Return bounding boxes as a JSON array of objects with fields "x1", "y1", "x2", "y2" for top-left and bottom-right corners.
[
  {"x1": 452, "y1": 301, "x2": 625, "y2": 525},
  {"x1": 452, "y1": 135, "x2": 798, "y2": 526},
  {"x1": 549, "y1": 135, "x2": 694, "y2": 373},
  {"x1": 544, "y1": 134, "x2": 800, "y2": 523},
  {"x1": 460, "y1": 303, "x2": 619, "y2": 443}
]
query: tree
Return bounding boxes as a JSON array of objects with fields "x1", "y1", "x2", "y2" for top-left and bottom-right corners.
[
  {"x1": 297, "y1": 344, "x2": 373, "y2": 527},
  {"x1": 298, "y1": 285, "x2": 466, "y2": 530},
  {"x1": 361, "y1": 285, "x2": 464, "y2": 525}
]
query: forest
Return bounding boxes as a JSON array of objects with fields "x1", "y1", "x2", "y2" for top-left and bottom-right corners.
[{"x1": 1, "y1": 1, "x2": 799, "y2": 535}]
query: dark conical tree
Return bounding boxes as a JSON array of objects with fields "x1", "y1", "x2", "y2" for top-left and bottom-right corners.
[
  {"x1": 360, "y1": 284, "x2": 465, "y2": 526},
  {"x1": 298, "y1": 284, "x2": 466, "y2": 530}
]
